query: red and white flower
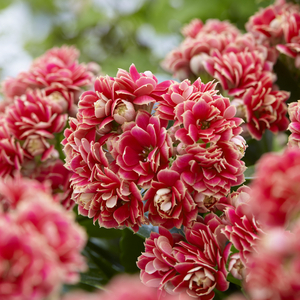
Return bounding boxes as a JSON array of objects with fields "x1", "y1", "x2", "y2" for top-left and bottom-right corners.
[{"x1": 144, "y1": 169, "x2": 198, "y2": 229}]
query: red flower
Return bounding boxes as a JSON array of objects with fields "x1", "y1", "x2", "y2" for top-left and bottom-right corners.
[
  {"x1": 72, "y1": 167, "x2": 145, "y2": 232},
  {"x1": 137, "y1": 227, "x2": 183, "y2": 289},
  {"x1": 171, "y1": 141, "x2": 246, "y2": 200},
  {"x1": 0, "y1": 121, "x2": 24, "y2": 178},
  {"x1": 222, "y1": 203, "x2": 264, "y2": 264},
  {"x1": 288, "y1": 100, "x2": 300, "y2": 147},
  {"x1": 112, "y1": 110, "x2": 172, "y2": 187},
  {"x1": 169, "y1": 215, "x2": 231, "y2": 299},
  {"x1": 144, "y1": 169, "x2": 198, "y2": 229},
  {"x1": 5, "y1": 91, "x2": 67, "y2": 160}
]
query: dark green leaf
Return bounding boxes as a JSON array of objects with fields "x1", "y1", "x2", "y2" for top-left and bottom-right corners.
[
  {"x1": 80, "y1": 218, "x2": 123, "y2": 239},
  {"x1": 80, "y1": 268, "x2": 108, "y2": 289},
  {"x1": 120, "y1": 228, "x2": 145, "y2": 273}
]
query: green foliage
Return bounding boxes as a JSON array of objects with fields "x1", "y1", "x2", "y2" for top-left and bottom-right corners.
[{"x1": 120, "y1": 228, "x2": 145, "y2": 273}]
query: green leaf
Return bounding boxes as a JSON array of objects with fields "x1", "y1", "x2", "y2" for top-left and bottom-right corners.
[
  {"x1": 244, "y1": 165, "x2": 256, "y2": 181},
  {"x1": 80, "y1": 217, "x2": 123, "y2": 239},
  {"x1": 83, "y1": 241, "x2": 121, "y2": 279},
  {"x1": 80, "y1": 268, "x2": 108, "y2": 289},
  {"x1": 134, "y1": 223, "x2": 158, "y2": 239},
  {"x1": 227, "y1": 273, "x2": 242, "y2": 287},
  {"x1": 120, "y1": 228, "x2": 145, "y2": 273}
]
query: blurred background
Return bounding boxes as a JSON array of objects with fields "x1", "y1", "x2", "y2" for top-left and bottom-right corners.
[{"x1": 0, "y1": 0, "x2": 276, "y2": 82}]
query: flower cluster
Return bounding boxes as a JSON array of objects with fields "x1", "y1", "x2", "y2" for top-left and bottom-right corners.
[
  {"x1": 247, "y1": 0, "x2": 300, "y2": 68},
  {"x1": 137, "y1": 215, "x2": 231, "y2": 299},
  {"x1": 63, "y1": 64, "x2": 246, "y2": 232},
  {"x1": 0, "y1": 45, "x2": 98, "y2": 209},
  {"x1": 0, "y1": 176, "x2": 87, "y2": 300},
  {"x1": 1, "y1": 45, "x2": 97, "y2": 114},
  {"x1": 162, "y1": 6, "x2": 291, "y2": 140}
]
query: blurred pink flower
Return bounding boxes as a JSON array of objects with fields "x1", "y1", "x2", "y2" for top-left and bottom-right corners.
[
  {"x1": 162, "y1": 19, "x2": 240, "y2": 80},
  {"x1": 245, "y1": 226, "x2": 300, "y2": 300},
  {"x1": 1, "y1": 45, "x2": 97, "y2": 113},
  {"x1": 245, "y1": 0, "x2": 297, "y2": 44},
  {"x1": 0, "y1": 176, "x2": 49, "y2": 211},
  {"x1": 249, "y1": 148, "x2": 300, "y2": 228},
  {"x1": 0, "y1": 217, "x2": 62, "y2": 300},
  {"x1": 181, "y1": 19, "x2": 203, "y2": 38},
  {"x1": 65, "y1": 275, "x2": 192, "y2": 300},
  {"x1": 0, "y1": 176, "x2": 87, "y2": 288},
  {"x1": 32, "y1": 159, "x2": 74, "y2": 210},
  {"x1": 15, "y1": 197, "x2": 87, "y2": 284}
]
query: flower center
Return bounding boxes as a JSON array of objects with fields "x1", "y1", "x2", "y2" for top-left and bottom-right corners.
[
  {"x1": 204, "y1": 196, "x2": 217, "y2": 209},
  {"x1": 116, "y1": 103, "x2": 127, "y2": 116},
  {"x1": 139, "y1": 146, "x2": 153, "y2": 162},
  {"x1": 154, "y1": 188, "x2": 172, "y2": 213},
  {"x1": 196, "y1": 119, "x2": 210, "y2": 129}
]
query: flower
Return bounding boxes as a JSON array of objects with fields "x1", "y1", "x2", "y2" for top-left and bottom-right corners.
[
  {"x1": 0, "y1": 121, "x2": 24, "y2": 179},
  {"x1": 171, "y1": 141, "x2": 246, "y2": 200},
  {"x1": 111, "y1": 110, "x2": 172, "y2": 187},
  {"x1": 245, "y1": 0, "x2": 297, "y2": 44},
  {"x1": 0, "y1": 176, "x2": 87, "y2": 287},
  {"x1": 137, "y1": 227, "x2": 183, "y2": 289},
  {"x1": 181, "y1": 19, "x2": 203, "y2": 38},
  {"x1": 0, "y1": 217, "x2": 62, "y2": 300},
  {"x1": 288, "y1": 100, "x2": 300, "y2": 147},
  {"x1": 228, "y1": 253, "x2": 246, "y2": 280},
  {"x1": 32, "y1": 159, "x2": 74, "y2": 209},
  {"x1": 222, "y1": 203, "x2": 264, "y2": 264},
  {"x1": 249, "y1": 148, "x2": 300, "y2": 228},
  {"x1": 5, "y1": 91, "x2": 67, "y2": 160},
  {"x1": 245, "y1": 226, "x2": 300, "y2": 300},
  {"x1": 72, "y1": 167, "x2": 145, "y2": 232},
  {"x1": 168, "y1": 215, "x2": 231, "y2": 299},
  {"x1": 144, "y1": 169, "x2": 198, "y2": 229},
  {"x1": 64, "y1": 275, "x2": 191, "y2": 300},
  {"x1": 156, "y1": 78, "x2": 219, "y2": 122},
  {"x1": 204, "y1": 49, "x2": 273, "y2": 96},
  {"x1": 162, "y1": 20, "x2": 240, "y2": 80},
  {"x1": 174, "y1": 90, "x2": 242, "y2": 145},
  {"x1": 15, "y1": 196, "x2": 87, "y2": 284},
  {"x1": 1, "y1": 45, "x2": 97, "y2": 114}
]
